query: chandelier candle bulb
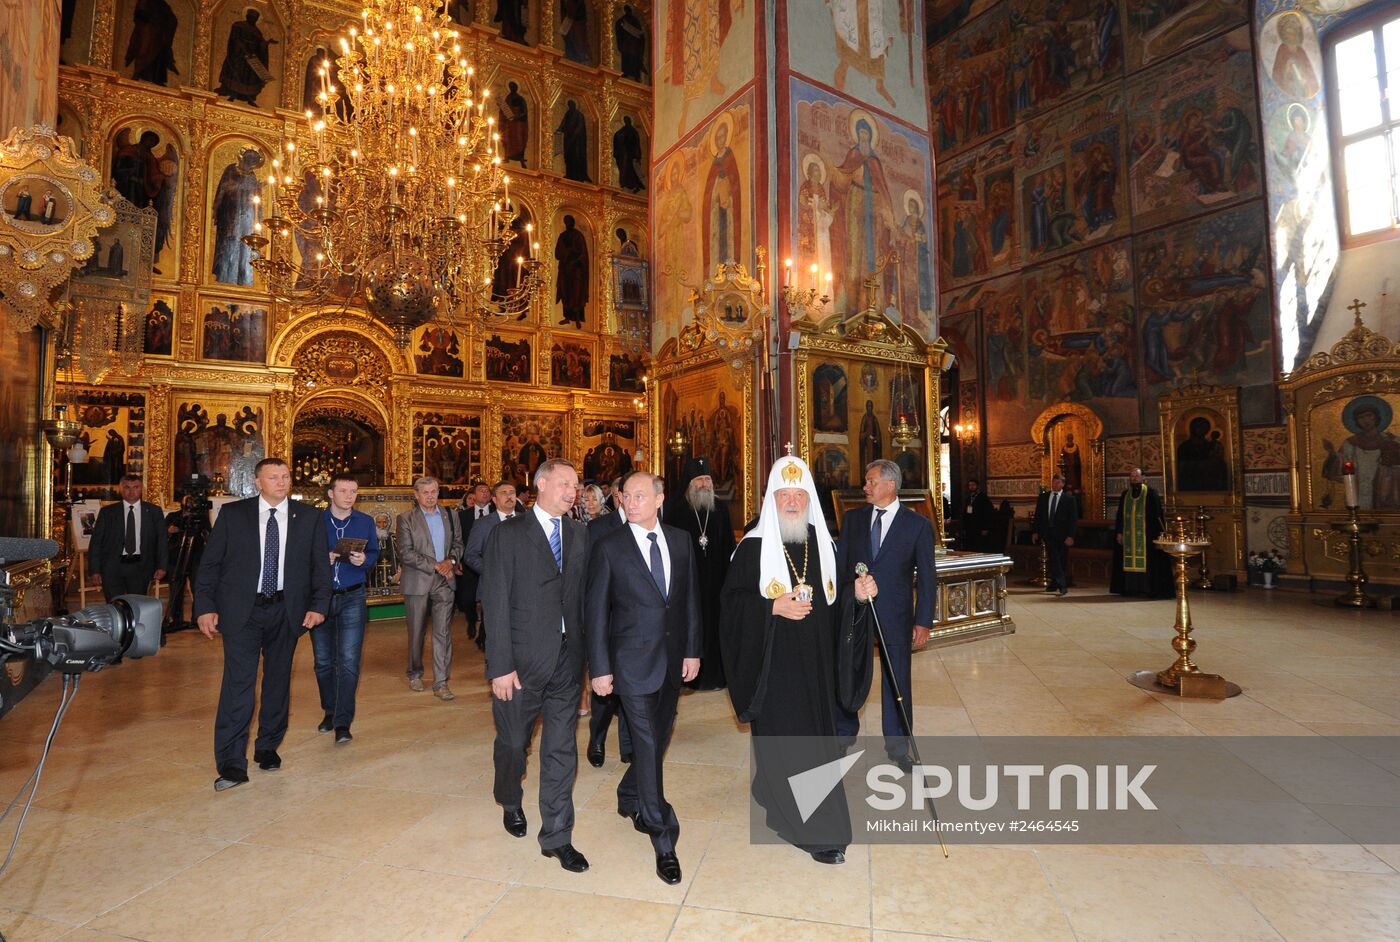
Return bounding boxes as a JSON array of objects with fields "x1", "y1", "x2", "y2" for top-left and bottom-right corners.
[{"x1": 1343, "y1": 460, "x2": 1358, "y2": 509}]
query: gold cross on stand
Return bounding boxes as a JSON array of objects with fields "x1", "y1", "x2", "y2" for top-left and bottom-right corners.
[
  {"x1": 1349, "y1": 297, "x2": 1367, "y2": 328},
  {"x1": 784, "y1": 441, "x2": 795, "y2": 456}
]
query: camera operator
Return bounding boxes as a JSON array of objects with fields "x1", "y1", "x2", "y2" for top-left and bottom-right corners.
[
  {"x1": 88, "y1": 474, "x2": 168, "y2": 601},
  {"x1": 165, "y1": 492, "x2": 210, "y2": 620}
]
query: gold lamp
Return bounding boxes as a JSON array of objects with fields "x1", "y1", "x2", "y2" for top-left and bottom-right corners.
[{"x1": 243, "y1": 0, "x2": 540, "y2": 345}]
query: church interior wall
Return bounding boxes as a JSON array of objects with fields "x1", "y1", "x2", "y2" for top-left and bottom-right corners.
[
  {"x1": 928, "y1": 0, "x2": 1295, "y2": 540},
  {"x1": 49, "y1": 0, "x2": 653, "y2": 508}
]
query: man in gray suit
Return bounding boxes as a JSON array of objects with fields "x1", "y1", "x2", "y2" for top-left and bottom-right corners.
[
  {"x1": 480, "y1": 458, "x2": 591, "y2": 873},
  {"x1": 396, "y1": 476, "x2": 464, "y2": 701}
]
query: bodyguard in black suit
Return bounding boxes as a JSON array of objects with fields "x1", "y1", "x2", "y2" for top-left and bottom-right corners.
[
  {"x1": 835, "y1": 460, "x2": 937, "y2": 765},
  {"x1": 584, "y1": 472, "x2": 634, "y2": 767},
  {"x1": 586, "y1": 472, "x2": 701, "y2": 885},
  {"x1": 480, "y1": 458, "x2": 591, "y2": 873},
  {"x1": 196, "y1": 458, "x2": 331, "y2": 791},
  {"x1": 960, "y1": 478, "x2": 998, "y2": 552},
  {"x1": 88, "y1": 474, "x2": 168, "y2": 601},
  {"x1": 1033, "y1": 473, "x2": 1079, "y2": 596},
  {"x1": 455, "y1": 483, "x2": 493, "y2": 640}
]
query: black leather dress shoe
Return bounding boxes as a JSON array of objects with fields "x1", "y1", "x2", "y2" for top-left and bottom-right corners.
[
  {"x1": 587, "y1": 740, "x2": 605, "y2": 767},
  {"x1": 214, "y1": 765, "x2": 248, "y2": 791},
  {"x1": 1058, "y1": 587, "x2": 1068, "y2": 596},
  {"x1": 542, "y1": 843, "x2": 589, "y2": 872},
  {"x1": 318, "y1": 713, "x2": 334, "y2": 733},
  {"x1": 620, "y1": 752, "x2": 632, "y2": 765},
  {"x1": 888, "y1": 754, "x2": 914, "y2": 774},
  {"x1": 254, "y1": 749, "x2": 281, "y2": 771},
  {"x1": 655, "y1": 851, "x2": 682, "y2": 885},
  {"x1": 503, "y1": 808, "x2": 527, "y2": 838},
  {"x1": 811, "y1": 849, "x2": 846, "y2": 865},
  {"x1": 335, "y1": 727, "x2": 353, "y2": 745}
]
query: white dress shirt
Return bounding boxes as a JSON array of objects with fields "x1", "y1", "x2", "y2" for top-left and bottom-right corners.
[
  {"x1": 121, "y1": 499, "x2": 142, "y2": 556},
  {"x1": 533, "y1": 504, "x2": 567, "y2": 632},
  {"x1": 871, "y1": 498, "x2": 899, "y2": 548},
  {"x1": 629, "y1": 519, "x2": 670, "y2": 593},
  {"x1": 255, "y1": 496, "x2": 290, "y2": 592}
]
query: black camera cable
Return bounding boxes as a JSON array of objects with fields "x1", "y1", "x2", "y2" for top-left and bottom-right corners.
[{"x1": 0, "y1": 672, "x2": 80, "y2": 884}]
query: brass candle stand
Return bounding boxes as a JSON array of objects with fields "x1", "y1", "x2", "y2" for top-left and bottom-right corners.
[
  {"x1": 1330, "y1": 506, "x2": 1378, "y2": 609},
  {"x1": 1022, "y1": 538, "x2": 1050, "y2": 588},
  {"x1": 1190, "y1": 506, "x2": 1214, "y2": 590},
  {"x1": 1128, "y1": 515, "x2": 1241, "y2": 699}
]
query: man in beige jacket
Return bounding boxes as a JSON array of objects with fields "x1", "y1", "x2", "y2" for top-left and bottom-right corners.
[{"x1": 397, "y1": 476, "x2": 464, "y2": 700}]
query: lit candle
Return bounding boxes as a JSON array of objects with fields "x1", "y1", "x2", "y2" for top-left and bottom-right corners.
[
  {"x1": 784, "y1": 257, "x2": 792, "y2": 287},
  {"x1": 1343, "y1": 460, "x2": 1358, "y2": 509},
  {"x1": 809, "y1": 262, "x2": 818, "y2": 291},
  {"x1": 825, "y1": 270, "x2": 833, "y2": 294}
]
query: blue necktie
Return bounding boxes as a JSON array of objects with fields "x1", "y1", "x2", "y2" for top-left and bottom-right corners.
[
  {"x1": 549, "y1": 516, "x2": 562, "y2": 570},
  {"x1": 261, "y1": 507, "x2": 279, "y2": 595},
  {"x1": 871, "y1": 507, "x2": 886, "y2": 559},
  {"x1": 648, "y1": 532, "x2": 666, "y2": 597}
]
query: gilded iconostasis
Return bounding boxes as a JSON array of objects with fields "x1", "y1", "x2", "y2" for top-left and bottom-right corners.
[{"x1": 54, "y1": 0, "x2": 653, "y2": 507}]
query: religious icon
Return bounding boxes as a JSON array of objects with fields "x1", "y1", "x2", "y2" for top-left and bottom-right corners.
[
  {"x1": 560, "y1": 0, "x2": 591, "y2": 64},
  {"x1": 703, "y1": 115, "x2": 741, "y2": 269},
  {"x1": 1321, "y1": 395, "x2": 1400, "y2": 511},
  {"x1": 556, "y1": 99, "x2": 591, "y2": 183},
  {"x1": 813, "y1": 363, "x2": 849, "y2": 433},
  {"x1": 615, "y1": 4, "x2": 646, "y2": 82},
  {"x1": 613, "y1": 116, "x2": 645, "y2": 193},
  {"x1": 498, "y1": 81, "x2": 529, "y2": 168},
  {"x1": 125, "y1": 0, "x2": 180, "y2": 86},
  {"x1": 858, "y1": 398, "x2": 882, "y2": 467},
  {"x1": 663, "y1": 0, "x2": 734, "y2": 134},
  {"x1": 554, "y1": 215, "x2": 590, "y2": 328},
  {"x1": 415, "y1": 326, "x2": 464, "y2": 377},
  {"x1": 210, "y1": 147, "x2": 265, "y2": 285},
  {"x1": 1175, "y1": 414, "x2": 1230, "y2": 492},
  {"x1": 215, "y1": 9, "x2": 278, "y2": 106},
  {"x1": 485, "y1": 334, "x2": 532, "y2": 383},
  {"x1": 143, "y1": 297, "x2": 175, "y2": 356},
  {"x1": 550, "y1": 339, "x2": 592, "y2": 388},
  {"x1": 495, "y1": 0, "x2": 529, "y2": 45},
  {"x1": 201, "y1": 303, "x2": 267, "y2": 363},
  {"x1": 110, "y1": 128, "x2": 179, "y2": 274}
]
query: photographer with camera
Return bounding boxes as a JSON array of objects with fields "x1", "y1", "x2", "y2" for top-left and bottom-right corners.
[
  {"x1": 88, "y1": 474, "x2": 167, "y2": 601},
  {"x1": 163, "y1": 488, "x2": 212, "y2": 631},
  {"x1": 195, "y1": 457, "x2": 331, "y2": 791}
]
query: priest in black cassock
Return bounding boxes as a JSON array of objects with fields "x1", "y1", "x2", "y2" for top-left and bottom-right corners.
[
  {"x1": 663, "y1": 457, "x2": 734, "y2": 690},
  {"x1": 1110, "y1": 468, "x2": 1174, "y2": 598},
  {"x1": 720, "y1": 454, "x2": 875, "y2": 865}
]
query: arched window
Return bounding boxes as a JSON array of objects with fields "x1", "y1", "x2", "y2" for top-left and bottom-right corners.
[{"x1": 1329, "y1": 8, "x2": 1400, "y2": 242}]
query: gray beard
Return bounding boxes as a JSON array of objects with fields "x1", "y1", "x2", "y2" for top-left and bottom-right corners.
[
  {"x1": 687, "y1": 487, "x2": 716, "y2": 513},
  {"x1": 778, "y1": 515, "x2": 809, "y2": 545}
]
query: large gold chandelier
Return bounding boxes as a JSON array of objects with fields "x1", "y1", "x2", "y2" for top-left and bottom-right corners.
[{"x1": 243, "y1": 0, "x2": 540, "y2": 345}]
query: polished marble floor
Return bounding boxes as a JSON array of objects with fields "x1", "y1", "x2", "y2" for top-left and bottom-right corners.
[{"x1": 2, "y1": 587, "x2": 1400, "y2": 941}]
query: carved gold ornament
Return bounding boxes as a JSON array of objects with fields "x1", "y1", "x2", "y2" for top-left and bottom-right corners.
[{"x1": 0, "y1": 125, "x2": 110, "y2": 332}]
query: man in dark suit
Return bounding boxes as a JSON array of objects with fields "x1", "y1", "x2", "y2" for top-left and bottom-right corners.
[
  {"x1": 959, "y1": 478, "x2": 997, "y2": 552},
  {"x1": 88, "y1": 474, "x2": 168, "y2": 601},
  {"x1": 196, "y1": 457, "x2": 331, "y2": 791},
  {"x1": 586, "y1": 472, "x2": 701, "y2": 885},
  {"x1": 455, "y1": 482, "x2": 493, "y2": 642},
  {"x1": 1033, "y1": 473, "x2": 1079, "y2": 596},
  {"x1": 480, "y1": 458, "x2": 591, "y2": 873},
  {"x1": 465, "y1": 480, "x2": 519, "y2": 652},
  {"x1": 584, "y1": 470, "x2": 633, "y2": 767},
  {"x1": 835, "y1": 459, "x2": 936, "y2": 768}
]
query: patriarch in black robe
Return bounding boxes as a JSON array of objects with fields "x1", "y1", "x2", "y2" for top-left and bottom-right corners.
[{"x1": 720, "y1": 455, "x2": 874, "y2": 864}]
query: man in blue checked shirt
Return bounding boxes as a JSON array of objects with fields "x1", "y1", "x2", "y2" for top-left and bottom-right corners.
[{"x1": 315, "y1": 473, "x2": 380, "y2": 744}]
